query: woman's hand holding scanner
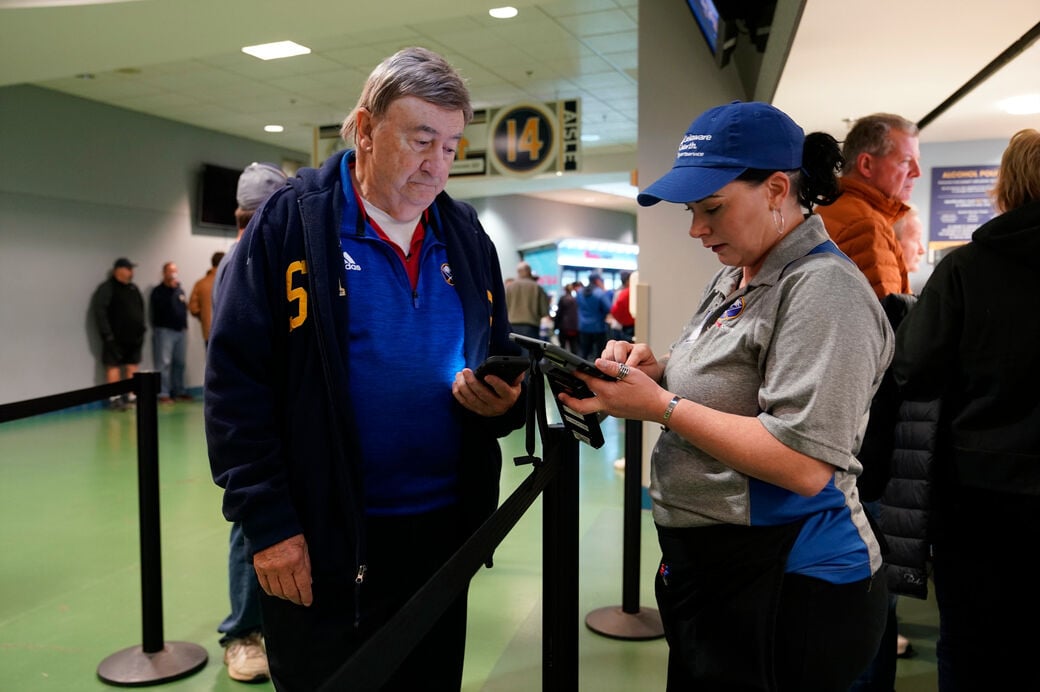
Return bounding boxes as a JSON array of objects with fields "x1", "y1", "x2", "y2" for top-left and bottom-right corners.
[
  {"x1": 558, "y1": 353, "x2": 673, "y2": 425},
  {"x1": 253, "y1": 533, "x2": 313, "y2": 606},
  {"x1": 563, "y1": 360, "x2": 833, "y2": 495}
]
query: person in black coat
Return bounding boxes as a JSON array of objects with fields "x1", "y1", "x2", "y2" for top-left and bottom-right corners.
[
  {"x1": 90, "y1": 257, "x2": 145, "y2": 409},
  {"x1": 892, "y1": 128, "x2": 1040, "y2": 691}
]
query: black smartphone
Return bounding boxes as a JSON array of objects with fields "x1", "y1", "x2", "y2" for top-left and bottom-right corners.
[{"x1": 474, "y1": 355, "x2": 530, "y2": 386}]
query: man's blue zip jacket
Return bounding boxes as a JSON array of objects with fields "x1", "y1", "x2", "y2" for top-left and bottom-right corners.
[{"x1": 204, "y1": 149, "x2": 526, "y2": 584}]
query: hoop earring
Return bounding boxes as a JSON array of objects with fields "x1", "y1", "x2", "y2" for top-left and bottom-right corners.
[{"x1": 772, "y1": 208, "x2": 785, "y2": 235}]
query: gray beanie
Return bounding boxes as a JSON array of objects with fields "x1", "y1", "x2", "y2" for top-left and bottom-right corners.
[{"x1": 236, "y1": 162, "x2": 287, "y2": 211}]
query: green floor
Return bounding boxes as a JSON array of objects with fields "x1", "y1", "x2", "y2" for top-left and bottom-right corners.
[{"x1": 0, "y1": 402, "x2": 939, "y2": 691}]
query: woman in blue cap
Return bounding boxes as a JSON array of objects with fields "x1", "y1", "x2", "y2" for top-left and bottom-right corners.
[{"x1": 561, "y1": 101, "x2": 893, "y2": 690}]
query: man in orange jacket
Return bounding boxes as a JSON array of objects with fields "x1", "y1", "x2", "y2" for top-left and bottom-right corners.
[
  {"x1": 817, "y1": 113, "x2": 921, "y2": 299},
  {"x1": 188, "y1": 251, "x2": 224, "y2": 346}
]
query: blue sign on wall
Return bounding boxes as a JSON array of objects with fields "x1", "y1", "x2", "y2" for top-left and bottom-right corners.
[{"x1": 929, "y1": 165, "x2": 998, "y2": 247}]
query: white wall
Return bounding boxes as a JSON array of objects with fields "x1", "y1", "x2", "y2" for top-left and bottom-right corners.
[
  {"x1": 0, "y1": 85, "x2": 306, "y2": 405},
  {"x1": 0, "y1": 85, "x2": 636, "y2": 406},
  {"x1": 634, "y1": 0, "x2": 747, "y2": 477},
  {"x1": 468, "y1": 194, "x2": 635, "y2": 278}
]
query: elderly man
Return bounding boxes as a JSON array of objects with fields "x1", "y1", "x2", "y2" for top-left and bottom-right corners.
[
  {"x1": 818, "y1": 113, "x2": 921, "y2": 299},
  {"x1": 205, "y1": 47, "x2": 525, "y2": 691}
]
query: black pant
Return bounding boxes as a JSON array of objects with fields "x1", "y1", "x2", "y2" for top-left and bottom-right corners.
[
  {"x1": 260, "y1": 506, "x2": 469, "y2": 691},
  {"x1": 656, "y1": 523, "x2": 887, "y2": 692},
  {"x1": 933, "y1": 488, "x2": 1040, "y2": 691}
]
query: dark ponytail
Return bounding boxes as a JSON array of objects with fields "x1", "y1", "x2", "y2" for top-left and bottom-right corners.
[{"x1": 799, "y1": 132, "x2": 843, "y2": 212}]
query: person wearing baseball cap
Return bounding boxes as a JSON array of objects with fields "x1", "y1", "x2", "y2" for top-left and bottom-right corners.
[
  {"x1": 558, "y1": 101, "x2": 895, "y2": 690},
  {"x1": 90, "y1": 256, "x2": 146, "y2": 410},
  {"x1": 211, "y1": 162, "x2": 287, "y2": 309}
]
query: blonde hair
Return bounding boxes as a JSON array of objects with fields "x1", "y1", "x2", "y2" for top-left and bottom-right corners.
[{"x1": 992, "y1": 129, "x2": 1040, "y2": 213}]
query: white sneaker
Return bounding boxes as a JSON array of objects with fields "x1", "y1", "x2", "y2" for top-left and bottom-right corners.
[{"x1": 223, "y1": 633, "x2": 270, "y2": 683}]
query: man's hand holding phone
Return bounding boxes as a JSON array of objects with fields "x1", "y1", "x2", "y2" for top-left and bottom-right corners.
[{"x1": 453, "y1": 355, "x2": 526, "y2": 417}]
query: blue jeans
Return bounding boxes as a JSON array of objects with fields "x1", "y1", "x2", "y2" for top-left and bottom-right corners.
[
  {"x1": 218, "y1": 521, "x2": 264, "y2": 644},
  {"x1": 578, "y1": 331, "x2": 607, "y2": 360},
  {"x1": 152, "y1": 327, "x2": 186, "y2": 398}
]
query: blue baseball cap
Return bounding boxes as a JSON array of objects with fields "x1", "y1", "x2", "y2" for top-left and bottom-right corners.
[{"x1": 637, "y1": 101, "x2": 804, "y2": 207}]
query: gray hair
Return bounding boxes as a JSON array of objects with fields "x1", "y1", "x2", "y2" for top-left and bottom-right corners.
[
  {"x1": 341, "y1": 47, "x2": 473, "y2": 143},
  {"x1": 841, "y1": 113, "x2": 919, "y2": 175}
]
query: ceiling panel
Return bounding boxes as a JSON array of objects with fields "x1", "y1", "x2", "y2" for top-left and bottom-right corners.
[{"x1": 2, "y1": 0, "x2": 1037, "y2": 215}]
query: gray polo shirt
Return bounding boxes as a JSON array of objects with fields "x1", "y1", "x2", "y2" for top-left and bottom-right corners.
[{"x1": 650, "y1": 214, "x2": 893, "y2": 578}]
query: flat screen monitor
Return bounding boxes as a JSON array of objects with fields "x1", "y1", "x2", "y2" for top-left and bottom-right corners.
[
  {"x1": 686, "y1": 0, "x2": 737, "y2": 68},
  {"x1": 197, "y1": 163, "x2": 240, "y2": 230}
]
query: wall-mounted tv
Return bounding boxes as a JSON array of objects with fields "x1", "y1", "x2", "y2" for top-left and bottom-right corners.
[
  {"x1": 686, "y1": 0, "x2": 737, "y2": 68},
  {"x1": 687, "y1": 0, "x2": 776, "y2": 69},
  {"x1": 197, "y1": 163, "x2": 240, "y2": 230}
]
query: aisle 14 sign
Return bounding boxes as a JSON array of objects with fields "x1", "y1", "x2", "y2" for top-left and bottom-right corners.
[{"x1": 451, "y1": 99, "x2": 581, "y2": 178}]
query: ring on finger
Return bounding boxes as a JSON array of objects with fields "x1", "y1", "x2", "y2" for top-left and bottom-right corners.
[{"x1": 617, "y1": 363, "x2": 630, "y2": 380}]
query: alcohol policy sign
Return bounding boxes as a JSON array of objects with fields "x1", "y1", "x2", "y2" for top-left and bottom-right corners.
[{"x1": 929, "y1": 165, "x2": 998, "y2": 249}]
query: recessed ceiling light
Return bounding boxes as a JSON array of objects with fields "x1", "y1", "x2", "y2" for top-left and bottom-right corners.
[
  {"x1": 241, "y1": 41, "x2": 311, "y2": 61},
  {"x1": 489, "y1": 6, "x2": 518, "y2": 19},
  {"x1": 998, "y1": 93, "x2": 1040, "y2": 115},
  {"x1": 264, "y1": 125, "x2": 284, "y2": 133}
]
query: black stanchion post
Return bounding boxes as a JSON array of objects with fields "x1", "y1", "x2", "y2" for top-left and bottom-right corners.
[
  {"x1": 584, "y1": 418, "x2": 664, "y2": 640},
  {"x1": 542, "y1": 423, "x2": 580, "y2": 691},
  {"x1": 137, "y1": 370, "x2": 163, "y2": 653},
  {"x1": 97, "y1": 371, "x2": 208, "y2": 686}
]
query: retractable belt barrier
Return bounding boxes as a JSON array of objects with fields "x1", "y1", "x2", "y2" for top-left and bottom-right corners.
[
  {"x1": 0, "y1": 380, "x2": 131, "y2": 423},
  {"x1": 318, "y1": 424, "x2": 576, "y2": 691},
  {"x1": 1, "y1": 373, "x2": 209, "y2": 686},
  {"x1": 4, "y1": 367, "x2": 586, "y2": 690}
]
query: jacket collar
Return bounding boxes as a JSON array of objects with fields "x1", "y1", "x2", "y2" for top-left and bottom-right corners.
[{"x1": 839, "y1": 177, "x2": 910, "y2": 222}]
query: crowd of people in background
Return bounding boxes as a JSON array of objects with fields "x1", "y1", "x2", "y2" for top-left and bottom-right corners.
[{"x1": 523, "y1": 270, "x2": 636, "y2": 355}]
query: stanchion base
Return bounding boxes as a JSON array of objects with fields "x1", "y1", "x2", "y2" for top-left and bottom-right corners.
[
  {"x1": 97, "y1": 641, "x2": 208, "y2": 687},
  {"x1": 585, "y1": 606, "x2": 665, "y2": 641}
]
